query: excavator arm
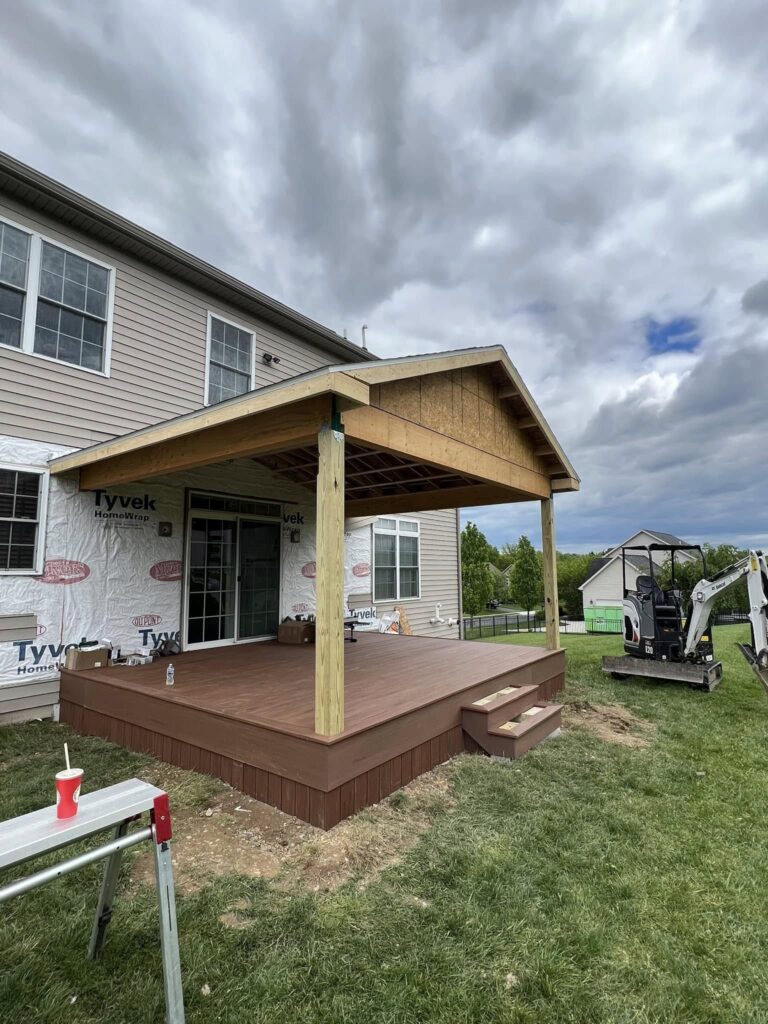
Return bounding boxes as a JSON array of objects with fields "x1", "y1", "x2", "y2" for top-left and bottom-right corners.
[{"x1": 684, "y1": 550, "x2": 768, "y2": 692}]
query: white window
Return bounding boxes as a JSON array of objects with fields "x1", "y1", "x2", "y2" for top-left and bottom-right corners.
[
  {"x1": 0, "y1": 220, "x2": 30, "y2": 349},
  {"x1": 0, "y1": 216, "x2": 114, "y2": 374},
  {"x1": 373, "y1": 517, "x2": 420, "y2": 601},
  {"x1": 206, "y1": 314, "x2": 254, "y2": 405},
  {"x1": 0, "y1": 465, "x2": 48, "y2": 574},
  {"x1": 35, "y1": 242, "x2": 110, "y2": 371}
]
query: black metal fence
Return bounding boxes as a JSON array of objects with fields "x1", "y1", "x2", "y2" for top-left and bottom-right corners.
[
  {"x1": 462, "y1": 610, "x2": 752, "y2": 640},
  {"x1": 462, "y1": 613, "x2": 619, "y2": 640},
  {"x1": 712, "y1": 612, "x2": 751, "y2": 626}
]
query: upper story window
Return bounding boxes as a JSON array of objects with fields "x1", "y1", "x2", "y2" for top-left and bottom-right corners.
[
  {"x1": 0, "y1": 465, "x2": 48, "y2": 574},
  {"x1": 206, "y1": 314, "x2": 254, "y2": 405},
  {"x1": 35, "y1": 243, "x2": 110, "y2": 371},
  {"x1": 373, "y1": 517, "x2": 420, "y2": 601},
  {"x1": 0, "y1": 216, "x2": 114, "y2": 375},
  {"x1": 0, "y1": 221, "x2": 30, "y2": 349}
]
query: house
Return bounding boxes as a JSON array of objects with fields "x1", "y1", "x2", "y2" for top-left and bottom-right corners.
[
  {"x1": 580, "y1": 529, "x2": 694, "y2": 631},
  {"x1": 0, "y1": 152, "x2": 578, "y2": 825}
]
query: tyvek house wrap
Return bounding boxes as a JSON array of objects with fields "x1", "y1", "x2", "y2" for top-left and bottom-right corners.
[{"x1": 0, "y1": 435, "x2": 373, "y2": 688}]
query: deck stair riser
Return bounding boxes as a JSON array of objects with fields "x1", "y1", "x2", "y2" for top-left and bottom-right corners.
[
  {"x1": 461, "y1": 681, "x2": 561, "y2": 758},
  {"x1": 461, "y1": 684, "x2": 541, "y2": 738}
]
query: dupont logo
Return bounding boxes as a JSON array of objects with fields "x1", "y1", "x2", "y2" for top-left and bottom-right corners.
[
  {"x1": 292, "y1": 602, "x2": 309, "y2": 614},
  {"x1": 36, "y1": 623, "x2": 47, "y2": 636},
  {"x1": 38, "y1": 560, "x2": 90, "y2": 585},
  {"x1": 352, "y1": 562, "x2": 370, "y2": 578},
  {"x1": 149, "y1": 560, "x2": 182, "y2": 582},
  {"x1": 301, "y1": 562, "x2": 316, "y2": 579},
  {"x1": 131, "y1": 614, "x2": 163, "y2": 628}
]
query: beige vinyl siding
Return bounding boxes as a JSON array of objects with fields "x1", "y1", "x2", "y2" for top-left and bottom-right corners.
[
  {"x1": 350, "y1": 508, "x2": 461, "y2": 639},
  {"x1": 581, "y1": 559, "x2": 629, "y2": 607},
  {"x1": 0, "y1": 679, "x2": 59, "y2": 724},
  {"x1": 0, "y1": 197, "x2": 334, "y2": 449}
]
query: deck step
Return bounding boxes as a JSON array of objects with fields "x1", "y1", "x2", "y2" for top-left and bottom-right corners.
[
  {"x1": 462, "y1": 684, "x2": 541, "y2": 733},
  {"x1": 462, "y1": 699, "x2": 561, "y2": 760}
]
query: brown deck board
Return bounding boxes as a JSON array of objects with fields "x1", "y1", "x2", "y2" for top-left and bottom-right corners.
[
  {"x1": 64, "y1": 633, "x2": 558, "y2": 743},
  {"x1": 60, "y1": 633, "x2": 565, "y2": 828}
]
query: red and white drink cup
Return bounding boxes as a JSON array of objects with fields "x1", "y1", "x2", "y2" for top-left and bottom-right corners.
[{"x1": 55, "y1": 768, "x2": 84, "y2": 819}]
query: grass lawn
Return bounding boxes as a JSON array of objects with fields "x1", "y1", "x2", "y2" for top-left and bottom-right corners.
[{"x1": 2, "y1": 625, "x2": 768, "y2": 1023}]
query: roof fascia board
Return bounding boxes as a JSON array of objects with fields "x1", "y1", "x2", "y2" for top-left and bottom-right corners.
[{"x1": 48, "y1": 368, "x2": 369, "y2": 475}]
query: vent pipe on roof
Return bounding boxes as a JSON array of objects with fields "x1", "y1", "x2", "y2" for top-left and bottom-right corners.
[{"x1": 361, "y1": 324, "x2": 368, "y2": 350}]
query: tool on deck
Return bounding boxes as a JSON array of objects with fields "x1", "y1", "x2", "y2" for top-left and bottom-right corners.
[
  {"x1": 0, "y1": 779, "x2": 184, "y2": 1023},
  {"x1": 602, "y1": 544, "x2": 768, "y2": 692}
]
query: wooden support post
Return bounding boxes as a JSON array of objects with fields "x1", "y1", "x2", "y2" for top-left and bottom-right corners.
[
  {"x1": 315, "y1": 424, "x2": 345, "y2": 735},
  {"x1": 540, "y1": 496, "x2": 560, "y2": 651}
]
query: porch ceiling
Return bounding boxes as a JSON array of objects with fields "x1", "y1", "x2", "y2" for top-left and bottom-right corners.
[{"x1": 255, "y1": 441, "x2": 479, "y2": 501}]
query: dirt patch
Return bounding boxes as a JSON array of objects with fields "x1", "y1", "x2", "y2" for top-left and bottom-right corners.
[
  {"x1": 562, "y1": 701, "x2": 655, "y2": 749},
  {"x1": 131, "y1": 760, "x2": 457, "y2": 896},
  {"x1": 131, "y1": 788, "x2": 313, "y2": 895},
  {"x1": 276, "y1": 765, "x2": 456, "y2": 893}
]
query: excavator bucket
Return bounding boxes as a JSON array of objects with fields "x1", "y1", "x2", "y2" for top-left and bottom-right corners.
[
  {"x1": 737, "y1": 644, "x2": 768, "y2": 696},
  {"x1": 601, "y1": 655, "x2": 723, "y2": 691}
]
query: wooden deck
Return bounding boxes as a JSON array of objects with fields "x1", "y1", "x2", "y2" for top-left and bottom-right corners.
[{"x1": 60, "y1": 633, "x2": 565, "y2": 828}]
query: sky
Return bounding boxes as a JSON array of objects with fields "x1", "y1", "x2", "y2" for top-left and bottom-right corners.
[{"x1": 1, "y1": 0, "x2": 767, "y2": 553}]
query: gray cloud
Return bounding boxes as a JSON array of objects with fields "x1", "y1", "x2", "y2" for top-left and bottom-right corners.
[
  {"x1": 742, "y1": 280, "x2": 768, "y2": 316},
  {"x1": 0, "y1": 0, "x2": 765, "y2": 550}
]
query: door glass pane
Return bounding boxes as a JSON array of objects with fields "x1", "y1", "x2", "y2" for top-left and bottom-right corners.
[
  {"x1": 238, "y1": 520, "x2": 281, "y2": 639},
  {"x1": 186, "y1": 517, "x2": 236, "y2": 645}
]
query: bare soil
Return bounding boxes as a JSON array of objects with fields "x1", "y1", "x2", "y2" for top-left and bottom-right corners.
[
  {"x1": 131, "y1": 759, "x2": 458, "y2": 900},
  {"x1": 562, "y1": 701, "x2": 655, "y2": 748}
]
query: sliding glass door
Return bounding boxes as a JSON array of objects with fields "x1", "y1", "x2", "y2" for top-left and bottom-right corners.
[
  {"x1": 187, "y1": 517, "x2": 237, "y2": 646},
  {"x1": 238, "y1": 520, "x2": 281, "y2": 640},
  {"x1": 185, "y1": 507, "x2": 281, "y2": 649}
]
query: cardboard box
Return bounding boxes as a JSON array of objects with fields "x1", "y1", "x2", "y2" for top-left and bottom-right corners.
[
  {"x1": 64, "y1": 646, "x2": 111, "y2": 671},
  {"x1": 278, "y1": 621, "x2": 316, "y2": 645}
]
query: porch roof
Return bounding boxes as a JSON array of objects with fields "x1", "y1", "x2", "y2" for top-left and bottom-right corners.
[{"x1": 48, "y1": 346, "x2": 578, "y2": 508}]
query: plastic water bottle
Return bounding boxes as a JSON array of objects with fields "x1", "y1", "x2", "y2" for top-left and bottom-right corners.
[{"x1": 166, "y1": 663, "x2": 175, "y2": 687}]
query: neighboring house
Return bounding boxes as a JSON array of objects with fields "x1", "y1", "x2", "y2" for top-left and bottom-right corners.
[
  {"x1": 0, "y1": 153, "x2": 466, "y2": 722},
  {"x1": 580, "y1": 529, "x2": 695, "y2": 631}
]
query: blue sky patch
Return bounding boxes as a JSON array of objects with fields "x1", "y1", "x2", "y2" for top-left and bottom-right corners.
[{"x1": 645, "y1": 316, "x2": 701, "y2": 354}]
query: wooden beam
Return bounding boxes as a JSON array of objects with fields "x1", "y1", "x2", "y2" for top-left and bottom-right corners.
[
  {"x1": 346, "y1": 482, "x2": 529, "y2": 517},
  {"x1": 535, "y1": 444, "x2": 556, "y2": 457},
  {"x1": 315, "y1": 425, "x2": 345, "y2": 736},
  {"x1": 78, "y1": 397, "x2": 330, "y2": 490},
  {"x1": 50, "y1": 370, "x2": 369, "y2": 476},
  {"x1": 518, "y1": 416, "x2": 537, "y2": 429},
  {"x1": 550, "y1": 475, "x2": 580, "y2": 493},
  {"x1": 540, "y1": 497, "x2": 560, "y2": 651},
  {"x1": 497, "y1": 385, "x2": 519, "y2": 399},
  {"x1": 342, "y1": 406, "x2": 551, "y2": 499}
]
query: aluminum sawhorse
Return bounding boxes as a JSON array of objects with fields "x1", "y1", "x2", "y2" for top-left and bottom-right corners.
[{"x1": 0, "y1": 778, "x2": 184, "y2": 1023}]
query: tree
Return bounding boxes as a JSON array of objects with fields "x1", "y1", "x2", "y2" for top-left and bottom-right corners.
[
  {"x1": 556, "y1": 552, "x2": 596, "y2": 618},
  {"x1": 497, "y1": 542, "x2": 517, "y2": 571},
  {"x1": 508, "y1": 535, "x2": 542, "y2": 623},
  {"x1": 492, "y1": 569, "x2": 509, "y2": 604},
  {"x1": 461, "y1": 523, "x2": 494, "y2": 616},
  {"x1": 658, "y1": 543, "x2": 749, "y2": 615}
]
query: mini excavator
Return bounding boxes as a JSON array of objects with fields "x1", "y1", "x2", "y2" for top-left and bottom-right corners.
[{"x1": 601, "y1": 544, "x2": 768, "y2": 692}]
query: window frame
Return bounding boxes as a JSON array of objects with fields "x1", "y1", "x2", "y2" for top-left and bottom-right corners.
[
  {"x1": 0, "y1": 463, "x2": 49, "y2": 576},
  {"x1": 373, "y1": 516, "x2": 421, "y2": 602},
  {"x1": 204, "y1": 310, "x2": 256, "y2": 406},
  {"x1": 0, "y1": 214, "x2": 115, "y2": 377}
]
